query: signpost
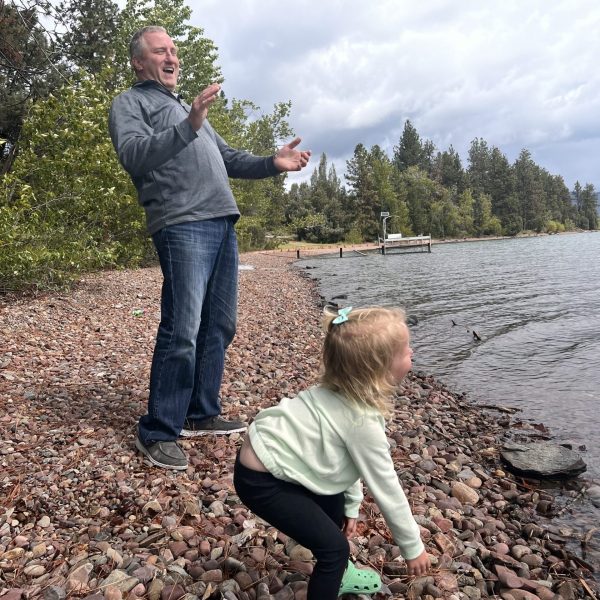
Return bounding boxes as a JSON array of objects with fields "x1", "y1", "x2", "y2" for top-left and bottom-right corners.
[{"x1": 380, "y1": 212, "x2": 391, "y2": 248}]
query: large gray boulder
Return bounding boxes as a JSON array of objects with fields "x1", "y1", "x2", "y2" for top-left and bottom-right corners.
[{"x1": 500, "y1": 441, "x2": 587, "y2": 478}]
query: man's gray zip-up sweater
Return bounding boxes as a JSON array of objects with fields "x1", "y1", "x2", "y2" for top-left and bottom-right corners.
[{"x1": 109, "y1": 80, "x2": 280, "y2": 235}]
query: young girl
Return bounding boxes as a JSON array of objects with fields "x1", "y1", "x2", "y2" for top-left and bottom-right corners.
[{"x1": 234, "y1": 306, "x2": 430, "y2": 599}]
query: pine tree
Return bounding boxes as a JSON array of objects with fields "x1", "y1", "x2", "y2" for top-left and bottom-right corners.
[
  {"x1": 345, "y1": 144, "x2": 379, "y2": 239},
  {"x1": 513, "y1": 149, "x2": 547, "y2": 232},
  {"x1": 56, "y1": 0, "x2": 120, "y2": 74},
  {"x1": 0, "y1": 1, "x2": 67, "y2": 171},
  {"x1": 433, "y1": 145, "x2": 466, "y2": 192},
  {"x1": 579, "y1": 183, "x2": 598, "y2": 230},
  {"x1": 393, "y1": 120, "x2": 424, "y2": 172},
  {"x1": 467, "y1": 138, "x2": 491, "y2": 197}
]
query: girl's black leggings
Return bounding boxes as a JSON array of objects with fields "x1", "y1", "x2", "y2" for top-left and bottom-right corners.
[{"x1": 233, "y1": 454, "x2": 350, "y2": 600}]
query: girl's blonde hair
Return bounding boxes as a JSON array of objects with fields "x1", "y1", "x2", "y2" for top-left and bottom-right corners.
[{"x1": 320, "y1": 306, "x2": 408, "y2": 417}]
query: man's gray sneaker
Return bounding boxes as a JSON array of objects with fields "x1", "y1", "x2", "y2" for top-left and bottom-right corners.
[
  {"x1": 135, "y1": 433, "x2": 188, "y2": 470},
  {"x1": 180, "y1": 416, "x2": 247, "y2": 437}
]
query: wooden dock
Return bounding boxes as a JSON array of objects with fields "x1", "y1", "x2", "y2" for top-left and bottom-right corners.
[{"x1": 378, "y1": 233, "x2": 432, "y2": 254}]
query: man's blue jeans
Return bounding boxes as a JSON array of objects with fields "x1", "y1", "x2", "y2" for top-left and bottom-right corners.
[{"x1": 138, "y1": 217, "x2": 238, "y2": 444}]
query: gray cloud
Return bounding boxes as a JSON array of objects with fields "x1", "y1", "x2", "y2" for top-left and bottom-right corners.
[{"x1": 191, "y1": 0, "x2": 600, "y2": 189}]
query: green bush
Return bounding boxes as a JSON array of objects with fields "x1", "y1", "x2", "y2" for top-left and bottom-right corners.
[{"x1": 0, "y1": 73, "x2": 148, "y2": 292}]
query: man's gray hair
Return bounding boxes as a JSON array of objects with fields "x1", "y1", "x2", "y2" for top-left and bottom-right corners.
[{"x1": 129, "y1": 25, "x2": 168, "y2": 60}]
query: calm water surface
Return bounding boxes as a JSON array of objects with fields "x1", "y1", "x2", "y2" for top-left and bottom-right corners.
[{"x1": 301, "y1": 231, "x2": 600, "y2": 567}]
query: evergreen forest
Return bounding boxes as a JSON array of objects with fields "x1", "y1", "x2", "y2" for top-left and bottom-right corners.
[{"x1": 1, "y1": 0, "x2": 598, "y2": 292}]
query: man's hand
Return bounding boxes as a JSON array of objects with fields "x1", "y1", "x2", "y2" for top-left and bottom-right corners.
[
  {"x1": 188, "y1": 83, "x2": 221, "y2": 131},
  {"x1": 274, "y1": 137, "x2": 311, "y2": 172},
  {"x1": 342, "y1": 517, "x2": 357, "y2": 539}
]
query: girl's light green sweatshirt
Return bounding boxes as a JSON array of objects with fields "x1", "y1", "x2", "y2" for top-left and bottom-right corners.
[{"x1": 248, "y1": 385, "x2": 425, "y2": 560}]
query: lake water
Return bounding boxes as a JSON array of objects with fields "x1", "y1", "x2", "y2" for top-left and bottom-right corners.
[
  {"x1": 300, "y1": 232, "x2": 600, "y2": 570},
  {"x1": 300, "y1": 231, "x2": 600, "y2": 479}
]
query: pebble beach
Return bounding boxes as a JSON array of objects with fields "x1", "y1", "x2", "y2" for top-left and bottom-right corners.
[{"x1": 0, "y1": 251, "x2": 598, "y2": 600}]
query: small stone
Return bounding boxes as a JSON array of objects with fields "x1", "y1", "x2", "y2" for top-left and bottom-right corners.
[
  {"x1": 1, "y1": 590, "x2": 25, "y2": 600},
  {"x1": 201, "y1": 569, "x2": 223, "y2": 583},
  {"x1": 184, "y1": 500, "x2": 201, "y2": 516},
  {"x1": 169, "y1": 541, "x2": 188, "y2": 557},
  {"x1": 147, "y1": 579, "x2": 164, "y2": 600},
  {"x1": 43, "y1": 586, "x2": 66, "y2": 600},
  {"x1": 32, "y1": 543, "x2": 47, "y2": 558},
  {"x1": 103, "y1": 586, "x2": 123, "y2": 600},
  {"x1": 66, "y1": 562, "x2": 94, "y2": 592},
  {"x1": 522, "y1": 554, "x2": 544, "y2": 569},
  {"x1": 208, "y1": 501, "x2": 225, "y2": 517},
  {"x1": 13, "y1": 535, "x2": 29, "y2": 548},
  {"x1": 160, "y1": 584, "x2": 185, "y2": 600},
  {"x1": 234, "y1": 571, "x2": 254, "y2": 588},
  {"x1": 142, "y1": 500, "x2": 163, "y2": 514},
  {"x1": 451, "y1": 482, "x2": 480, "y2": 504},
  {"x1": 511, "y1": 545, "x2": 532, "y2": 560},
  {"x1": 100, "y1": 569, "x2": 139, "y2": 593},
  {"x1": 288, "y1": 544, "x2": 313, "y2": 561},
  {"x1": 502, "y1": 590, "x2": 541, "y2": 600},
  {"x1": 495, "y1": 543, "x2": 510, "y2": 555},
  {"x1": 495, "y1": 565, "x2": 524, "y2": 589},
  {"x1": 129, "y1": 583, "x2": 146, "y2": 597},
  {"x1": 38, "y1": 516, "x2": 51, "y2": 528},
  {"x1": 463, "y1": 585, "x2": 482, "y2": 599},
  {"x1": 199, "y1": 540, "x2": 211, "y2": 555},
  {"x1": 1, "y1": 547, "x2": 25, "y2": 561},
  {"x1": 176, "y1": 526, "x2": 196, "y2": 540},
  {"x1": 273, "y1": 585, "x2": 294, "y2": 600},
  {"x1": 222, "y1": 557, "x2": 246, "y2": 573},
  {"x1": 131, "y1": 565, "x2": 158, "y2": 583},
  {"x1": 436, "y1": 572, "x2": 458, "y2": 592},
  {"x1": 106, "y1": 547, "x2": 124, "y2": 566},
  {"x1": 24, "y1": 564, "x2": 46, "y2": 577},
  {"x1": 433, "y1": 532, "x2": 456, "y2": 556},
  {"x1": 220, "y1": 579, "x2": 241, "y2": 594},
  {"x1": 557, "y1": 581, "x2": 577, "y2": 600}
]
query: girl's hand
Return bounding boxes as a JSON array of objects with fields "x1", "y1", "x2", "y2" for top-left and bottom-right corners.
[
  {"x1": 406, "y1": 550, "x2": 430, "y2": 576},
  {"x1": 342, "y1": 517, "x2": 357, "y2": 539}
]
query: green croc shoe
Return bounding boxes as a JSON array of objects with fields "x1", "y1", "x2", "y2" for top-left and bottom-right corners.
[{"x1": 339, "y1": 560, "x2": 382, "y2": 596}]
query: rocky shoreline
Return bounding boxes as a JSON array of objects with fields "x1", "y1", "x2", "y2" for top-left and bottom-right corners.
[{"x1": 0, "y1": 252, "x2": 597, "y2": 600}]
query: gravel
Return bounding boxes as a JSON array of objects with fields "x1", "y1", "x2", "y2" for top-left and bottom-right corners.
[{"x1": 1, "y1": 251, "x2": 597, "y2": 599}]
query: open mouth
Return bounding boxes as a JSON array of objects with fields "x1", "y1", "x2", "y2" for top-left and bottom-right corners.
[{"x1": 163, "y1": 67, "x2": 175, "y2": 74}]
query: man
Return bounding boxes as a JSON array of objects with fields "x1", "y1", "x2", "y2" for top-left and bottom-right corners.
[{"x1": 109, "y1": 25, "x2": 310, "y2": 470}]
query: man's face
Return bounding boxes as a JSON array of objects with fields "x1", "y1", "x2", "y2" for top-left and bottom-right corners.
[{"x1": 132, "y1": 30, "x2": 180, "y2": 91}]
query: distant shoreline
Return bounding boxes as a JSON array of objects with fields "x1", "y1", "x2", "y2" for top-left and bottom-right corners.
[{"x1": 266, "y1": 228, "x2": 596, "y2": 257}]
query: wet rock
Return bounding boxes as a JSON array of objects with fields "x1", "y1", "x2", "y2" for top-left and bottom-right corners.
[
  {"x1": 587, "y1": 485, "x2": 600, "y2": 508},
  {"x1": 501, "y1": 442, "x2": 586, "y2": 478}
]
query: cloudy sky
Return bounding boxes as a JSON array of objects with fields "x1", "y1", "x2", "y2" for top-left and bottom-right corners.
[{"x1": 187, "y1": 0, "x2": 600, "y2": 191}]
